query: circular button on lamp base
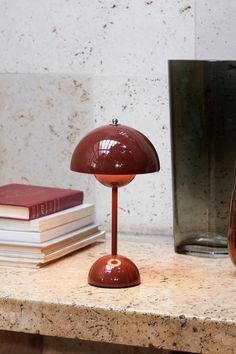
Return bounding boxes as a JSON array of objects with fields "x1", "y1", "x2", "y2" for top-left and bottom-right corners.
[{"x1": 88, "y1": 254, "x2": 141, "y2": 288}]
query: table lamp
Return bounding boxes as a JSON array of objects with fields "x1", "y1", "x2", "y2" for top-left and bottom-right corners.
[{"x1": 70, "y1": 119, "x2": 160, "y2": 288}]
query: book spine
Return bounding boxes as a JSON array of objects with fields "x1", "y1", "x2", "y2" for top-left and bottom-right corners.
[{"x1": 28, "y1": 192, "x2": 84, "y2": 220}]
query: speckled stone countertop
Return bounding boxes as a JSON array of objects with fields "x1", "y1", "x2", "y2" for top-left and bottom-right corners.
[{"x1": 0, "y1": 235, "x2": 235, "y2": 354}]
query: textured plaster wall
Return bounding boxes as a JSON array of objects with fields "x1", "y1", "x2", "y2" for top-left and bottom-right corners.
[
  {"x1": 0, "y1": 74, "x2": 95, "y2": 198},
  {"x1": 195, "y1": 0, "x2": 236, "y2": 60},
  {"x1": 0, "y1": 1, "x2": 235, "y2": 236}
]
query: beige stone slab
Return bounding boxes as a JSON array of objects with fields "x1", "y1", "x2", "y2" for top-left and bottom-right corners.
[{"x1": 0, "y1": 235, "x2": 234, "y2": 354}]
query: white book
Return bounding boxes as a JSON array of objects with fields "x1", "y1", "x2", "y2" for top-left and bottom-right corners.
[
  {"x1": 0, "y1": 231, "x2": 105, "y2": 268},
  {"x1": 0, "y1": 224, "x2": 100, "y2": 253},
  {"x1": 0, "y1": 203, "x2": 94, "y2": 232},
  {"x1": 0, "y1": 214, "x2": 95, "y2": 243}
]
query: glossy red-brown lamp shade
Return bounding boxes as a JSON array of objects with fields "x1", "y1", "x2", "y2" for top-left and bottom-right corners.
[
  {"x1": 70, "y1": 121, "x2": 160, "y2": 288},
  {"x1": 71, "y1": 123, "x2": 160, "y2": 175}
]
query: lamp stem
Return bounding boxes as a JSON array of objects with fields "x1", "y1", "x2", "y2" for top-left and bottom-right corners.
[{"x1": 112, "y1": 186, "x2": 118, "y2": 255}]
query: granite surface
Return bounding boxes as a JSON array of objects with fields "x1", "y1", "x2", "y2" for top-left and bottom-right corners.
[{"x1": 0, "y1": 235, "x2": 235, "y2": 354}]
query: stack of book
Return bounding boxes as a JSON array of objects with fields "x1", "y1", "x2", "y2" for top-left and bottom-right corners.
[{"x1": 0, "y1": 183, "x2": 105, "y2": 268}]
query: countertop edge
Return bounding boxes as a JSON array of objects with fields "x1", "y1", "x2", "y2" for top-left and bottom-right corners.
[{"x1": 0, "y1": 296, "x2": 235, "y2": 354}]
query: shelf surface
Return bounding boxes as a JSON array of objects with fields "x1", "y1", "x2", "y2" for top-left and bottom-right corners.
[{"x1": 0, "y1": 234, "x2": 235, "y2": 354}]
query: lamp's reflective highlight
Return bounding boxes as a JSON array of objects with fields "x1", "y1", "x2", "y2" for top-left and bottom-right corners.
[{"x1": 71, "y1": 121, "x2": 160, "y2": 288}]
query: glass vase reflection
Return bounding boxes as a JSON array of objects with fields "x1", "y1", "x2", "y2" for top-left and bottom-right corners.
[{"x1": 169, "y1": 60, "x2": 236, "y2": 257}]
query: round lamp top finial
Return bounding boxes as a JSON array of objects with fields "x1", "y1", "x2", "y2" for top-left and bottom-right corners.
[{"x1": 112, "y1": 118, "x2": 119, "y2": 125}]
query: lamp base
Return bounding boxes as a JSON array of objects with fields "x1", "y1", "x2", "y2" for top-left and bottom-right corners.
[{"x1": 88, "y1": 254, "x2": 141, "y2": 288}]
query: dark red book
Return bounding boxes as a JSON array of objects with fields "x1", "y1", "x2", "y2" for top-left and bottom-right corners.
[{"x1": 0, "y1": 184, "x2": 84, "y2": 220}]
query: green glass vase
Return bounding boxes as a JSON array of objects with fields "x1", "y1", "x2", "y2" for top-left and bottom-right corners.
[{"x1": 169, "y1": 60, "x2": 236, "y2": 257}]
